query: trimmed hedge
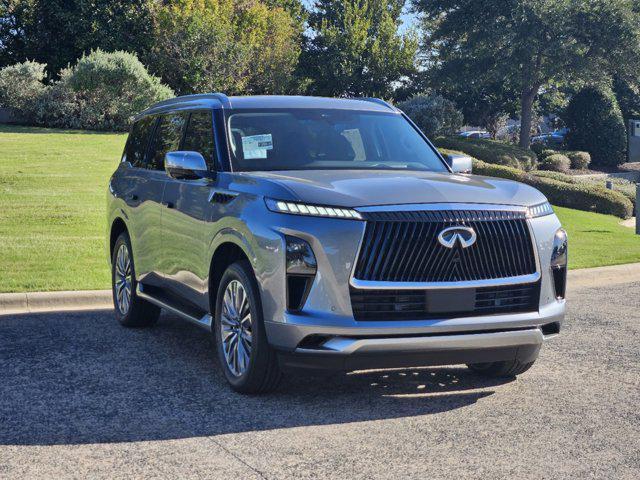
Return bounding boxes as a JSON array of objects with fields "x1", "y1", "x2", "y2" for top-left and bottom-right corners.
[
  {"x1": 434, "y1": 136, "x2": 537, "y2": 170},
  {"x1": 530, "y1": 170, "x2": 578, "y2": 184},
  {"x1": 538, "y1": 153, "x2": 570, "y2": 172},
  {"x1": 473, "y1": 160, "x2": 633, "y2": 218},
  {"x1": 567, "y1": 151, "x2": 591, "y2": 170},
  {"x1": 539, "y1": 149, "x2": 557, "y2": 160}
]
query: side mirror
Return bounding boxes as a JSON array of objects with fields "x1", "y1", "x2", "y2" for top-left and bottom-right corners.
[
  {"x1": 445, "y1": 154, "x2": 473, "y2": 174},
  {"x1": 164, "y1": 151, "x2": 209, "y2": 180}
]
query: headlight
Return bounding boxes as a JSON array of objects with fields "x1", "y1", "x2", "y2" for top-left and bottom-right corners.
[
  {"x1": 527, "y1": 201, "x2": 554, "y2": 218},
  {"x1": 550, "y1": 228, "x2": 568, "y2": 299},
  {"x1": 266, "y1": 198, "x2": 363, "y2": 220}
]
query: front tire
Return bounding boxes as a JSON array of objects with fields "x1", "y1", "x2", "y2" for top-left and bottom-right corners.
[
  {"x1": 214, "y1": 260, "x2": 282, "y2": 394},
  {"x1": 467, "y1": 359, "x2": 535, "y2": 378},
  {"x1": 111, "y1": 232, "x2": 160, "y2": 328}
]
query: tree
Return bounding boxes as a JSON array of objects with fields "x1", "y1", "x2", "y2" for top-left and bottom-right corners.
[
  {"x1": 564, "y1": 86, "x2": 626, "y2": 168},
  {"x1": 613, "y1": 74, "x2": 640, "y2": 125},
  {"x1": 148, "y1": 0, "x2": 302, "y2": 95},
  {"x1": 397, "y1": 94, "x2": 463, "y2": 136},
  {"x1": 413, "y1": 0, "x2": 640, "y2": 149},
  {"x1": 302, "y1": 0, "x2": 418, "y2": 98},
  {"x1": 0, "y1": 1, "x2": 156, "y2": 74}
]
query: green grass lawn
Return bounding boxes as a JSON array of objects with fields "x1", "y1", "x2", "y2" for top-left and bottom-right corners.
[
  {"x1": 0, "y1": 125, "x2": 125, "y2": 292},
  {"x1": 0, "y1": 125, "x2": 639, "y2": 292},
  {"x1": 554, "y1": 206, "x2": 640, "y2": 269}
]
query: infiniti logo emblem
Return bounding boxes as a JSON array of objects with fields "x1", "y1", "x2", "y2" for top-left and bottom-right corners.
[{"x1": 437, "y1": 226, "x2": 477, "y2": 249}]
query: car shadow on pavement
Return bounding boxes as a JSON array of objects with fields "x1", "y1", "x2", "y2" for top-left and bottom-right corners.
[{"x1": 0, "y1": 310, "x2": 513, "y2": 446}]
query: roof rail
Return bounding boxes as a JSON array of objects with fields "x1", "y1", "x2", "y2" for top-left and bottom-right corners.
[
  {"x1": 145, "y1": 92, "x2": 231, "y2": 111},
  {"x1": 210, "y1": 92, "x2": 231, "y2": 109},
  {"x1": 360, "y1": 97, "x2": 398, "y2": 112}
]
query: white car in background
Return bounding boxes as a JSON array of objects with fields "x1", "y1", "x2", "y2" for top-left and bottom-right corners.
[{"x1": 459, "y1": 130, "x2": 491, "y2": 139}]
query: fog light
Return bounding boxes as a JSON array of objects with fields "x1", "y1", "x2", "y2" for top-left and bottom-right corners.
[
  {"x1": 285, "y1": 236, "x2": 317, "y2": 310},
  {"x1": 550, "y1": 228, "x2": 568, "y2": 299},
  {"x1": 286, "y1": 236, "x2": 317, "y2": 275}
]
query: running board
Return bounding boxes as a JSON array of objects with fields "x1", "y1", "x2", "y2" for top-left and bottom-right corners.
[{"x1": 136, "y1": 284, "x2": 212, "y2": 331}]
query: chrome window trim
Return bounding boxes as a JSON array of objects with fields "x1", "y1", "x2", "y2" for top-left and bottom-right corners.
[{"x1": 349, "y1": 203, "x2": 541, "y2": 291}]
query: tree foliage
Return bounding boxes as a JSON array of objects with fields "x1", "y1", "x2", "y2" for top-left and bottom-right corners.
[
  {"x1": 397, "y1": 94, "x2": 463, "y2": 136},
  {"x1": 414, "y1": 0, "x2": 640, "y2": 148},
  {"x1": 147, "y1": 0, "x2": 302, "y2": 95},
  {"x1": 302, "y1": 0, "x2": 417, "y2": 98},
  {"x1": 564, "y1": 86, "x2": 627, "y2": 168},
  {"x1": 0, "y1": 0, "x2": 156, "y2": 74}
]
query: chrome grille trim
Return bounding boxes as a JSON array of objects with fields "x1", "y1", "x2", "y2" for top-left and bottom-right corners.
[{"x1": 350, "y1": 205, "x2": 540, "y2": 289}]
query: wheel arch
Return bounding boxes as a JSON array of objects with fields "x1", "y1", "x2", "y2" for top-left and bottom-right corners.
[
  {"x1": 109, "y1": 217, "x2": 129, "y2": 259},
  {"x1": 208, "y1": 237, "x2": 254, "y2": 314}
]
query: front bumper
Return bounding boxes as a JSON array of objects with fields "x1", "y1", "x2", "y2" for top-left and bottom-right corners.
[{"x1": 267, "y1": 300, "x2": 564, "y2": 371}]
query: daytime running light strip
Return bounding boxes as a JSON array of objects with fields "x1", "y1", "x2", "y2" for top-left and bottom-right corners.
[{"x1": 267, "y1": 199, "x2": 363, "y2": 220}]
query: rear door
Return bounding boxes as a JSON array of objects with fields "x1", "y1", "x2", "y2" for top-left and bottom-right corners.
[
  {"x1": 160, "y1": 110, "x2": 220, "y2": 310},
  {"x1": 118, "y1": 115, "x2": 166, "y2": 287}
]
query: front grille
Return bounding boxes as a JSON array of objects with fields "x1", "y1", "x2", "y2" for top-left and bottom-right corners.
[
  {"x1": 354, "y1": 209, "x2": 537, "y2": 282},
  {"x1": 350, "y1": 283, "x2": 540, "y2": 321}
]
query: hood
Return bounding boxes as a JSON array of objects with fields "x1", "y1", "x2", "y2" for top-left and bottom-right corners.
[{"x1": 241, "y1": 170, "x2": 546, "y2": 208}]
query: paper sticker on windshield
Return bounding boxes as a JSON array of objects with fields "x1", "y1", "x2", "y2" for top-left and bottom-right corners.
[{"x1": 242, "y1": 134, "x2": 273, "y2": 160}]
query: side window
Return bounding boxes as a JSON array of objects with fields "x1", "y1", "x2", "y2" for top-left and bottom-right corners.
[
  {"x1": 147, "y1": 113, "x2": 187, "y2": 170},
  {"x1": 183, "y1": 111, "x2": 217, "y2": 169},
  {"x1": 123, "y1": 116, "x2": 155, "y2": 168}
]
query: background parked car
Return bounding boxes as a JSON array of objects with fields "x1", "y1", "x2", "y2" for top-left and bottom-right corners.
[
  {"x1": 458, "y1": 130, "x2": 491, "y2": 139},
  {"x1": 531, "y1": 129, "x2": 568, "y2": 148}
]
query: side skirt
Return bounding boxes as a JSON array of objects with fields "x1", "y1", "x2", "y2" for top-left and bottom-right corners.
[{"x1": 137, "y1": 283, "x2": 212, "y2": 331}]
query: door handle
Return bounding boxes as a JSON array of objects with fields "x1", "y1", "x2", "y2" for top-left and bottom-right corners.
[{"x1": 162, "y1": 201, "x2": 174, "y2": 209}]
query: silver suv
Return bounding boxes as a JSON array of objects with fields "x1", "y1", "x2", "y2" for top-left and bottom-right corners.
[{"x1": 107, "y1": 94, "x2": 567, "y2": 393}]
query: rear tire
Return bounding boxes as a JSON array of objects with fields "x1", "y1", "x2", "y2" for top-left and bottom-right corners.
[
  {"x1": 111, "y1": 232, "x2": 160, "y2": 328},
  {"x1": 214, "y1": 260, "x2": 282, "y2": 394},
  {"x1": 467, "y1": 359, "x2": 535, "y2": 378}
]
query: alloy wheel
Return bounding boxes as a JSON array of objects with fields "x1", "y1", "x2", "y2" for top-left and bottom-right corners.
[
  {"x1": 220, "y1": 280, "x2": 253, "y2": 376},
  {"x1": 114, "y1": 244, "x2": 133, "y2": 315}
]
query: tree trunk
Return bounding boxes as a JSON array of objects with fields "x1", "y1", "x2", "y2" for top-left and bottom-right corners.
[{"x1": 519, "y1": 90, "x2": 536, "y2": 150}]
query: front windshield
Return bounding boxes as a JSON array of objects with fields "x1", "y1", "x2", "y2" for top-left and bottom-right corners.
[{"x1": 226, "y1": 109, "x2": 447, "y2": 172}]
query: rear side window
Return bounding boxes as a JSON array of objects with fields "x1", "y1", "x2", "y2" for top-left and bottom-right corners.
[
  {"x1": 147, "y1": 113, "x2": 187, "y2": 170},
  {"x1": 123, "y1": 116, "x2": 155, "y2": 168},
  {"x1": 183, "y1": 111, "x2": 217, "y2": 169}
]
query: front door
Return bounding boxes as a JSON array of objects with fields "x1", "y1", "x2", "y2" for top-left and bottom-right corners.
[{"x1": 160, "y1": 111, "x2": 220, "y2": 310}]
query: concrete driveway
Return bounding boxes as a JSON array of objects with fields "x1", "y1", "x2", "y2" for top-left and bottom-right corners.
[{"x1": 0, "y1": 281, "x2": 638, "y2": 479}]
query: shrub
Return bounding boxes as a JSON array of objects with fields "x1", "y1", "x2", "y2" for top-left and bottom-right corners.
[
  {"x1": 397, "y1": 95, "x2": 463, "y2": 137},
  {"x1": 530, "y1": 170, "x2": 578, "y2": 184},
  {"x1": 538, "y1": 149, "x2": 557, "y2": 160},
  {"x1": 566, "y1": 151, "x2": 591, "y2": 170},
  {"x1": 527, "y1": 176, "x2": 633, "y2": 219},
  {"x1": 40, "y1": 50, "x2": 173, "y2": 131},
  {"x1": 564, "y1": 86, "x2": 626, "y2": 168},
  {"x1": 434, "y1": 136, "x2": 537, "y2": 170},
  {"x1": 538, "y1": 153, "x2": 571, "y2": 173},
  {"x1": 0, "y1": 61, "x2": 47, "y2": 121},
  {"x1": 530, "y1": 142, "x2": 546, "y2": 156},
  {"x1": 473, "y1": 160, "x2": 633, "y2": 218},
  {"x1": 472, "y1": 160, "x2": 527, "y2": 182},
  {"x1": 34, "y1": 82, "x2": 85, "y2": 130}
]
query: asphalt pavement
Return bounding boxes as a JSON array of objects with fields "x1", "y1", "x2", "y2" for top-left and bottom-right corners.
[{"x1": 0, "y1": 281, "x2": 638, "y2": 479}]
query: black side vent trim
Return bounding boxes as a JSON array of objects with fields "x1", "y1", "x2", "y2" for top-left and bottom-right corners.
[{"x1": 209, "y1": 192, "x2": 237, "y2": 204}]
